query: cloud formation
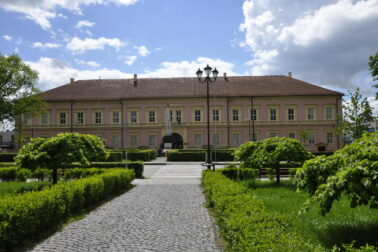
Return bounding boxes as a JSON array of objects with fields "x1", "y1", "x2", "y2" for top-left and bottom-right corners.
[
  {"x1": 125, "y1": 55, "x2": 137, "y2": 66},
  {"x1": 135, "y1": 45, "x2": 150, "y2": 57},
  {"x1": 3, "y1": 35, "x2": 12, "y2": 41},
  {"x1": 75, "y1": 20, "x2": 95, "y2": 29},
  {"x1": 33, "y1": 42, "x2": 61, "y2": 48},
  {"x1": 66, "y1": 37, "x2": 125, "y2": 53},
  {"x1": 0, "y1": 0, "x2": 139, "y2": 29},
  {"x1": 239, "y1": 0, "x2": 378, "y2": 91}
]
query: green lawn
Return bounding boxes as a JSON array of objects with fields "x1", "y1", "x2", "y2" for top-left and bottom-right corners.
[
  {"x1": 238, "y1": 180, "x2": 378, "y2": 249},
  {"x1": 0, "y1": 181, "x2": 51, "y2": 197}
]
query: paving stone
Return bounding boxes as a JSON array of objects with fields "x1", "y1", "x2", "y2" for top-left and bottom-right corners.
[{"x1": 31, "y1": 164, "x2": 221, "y2": 252}]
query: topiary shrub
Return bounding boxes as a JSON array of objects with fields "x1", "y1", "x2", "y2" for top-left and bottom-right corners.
[{"x1": 15, "y1": 168, "x2": 32, "y2": 182}]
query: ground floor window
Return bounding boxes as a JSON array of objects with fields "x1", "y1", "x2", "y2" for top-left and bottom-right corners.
[
  {"x1": 327, "y1": 132, "x2": 333, "y2": 144},
  {"x1": 194, "y1": 133, "x2": 202, "y2": 146},
  {"x1": 148, "y1": 134, "x2": 156, "y2": 147},
  {"x1": 212, "y1": 133, "x2": 220, "y2": 146},
  {"x1": 130, "y1": 135, "x2": 138, "y2": 147},
  {"x1": 112, "y1": 135, "x2": 121, "y2": 147},
  {"x1": 232, "y1": 133, "x2": 240, "y2": 146}
]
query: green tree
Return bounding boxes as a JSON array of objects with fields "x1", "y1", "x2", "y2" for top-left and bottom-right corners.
[
  {"x1": 0, "y1": 54, "x2": 46, "y2": 142},
  {"x1": 15, "y1": 133, "x2": 109, "y2": 184},
  {"x1": 338, "y1": 88, "x2": 375, "y2": 140},
  {"x1": 296, "y1": 132, "x2": 378, "y2": 216},
  {"x1": 234, "y1": 137, "x2": 313, "y2": 184},
  {"x1": 368, "y1": 52, "x2": 378, "y2": 99}
]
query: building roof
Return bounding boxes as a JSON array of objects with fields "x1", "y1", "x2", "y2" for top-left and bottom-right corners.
[{"x1": 41, "y1": 75, "x2": 343, "y2": 101}]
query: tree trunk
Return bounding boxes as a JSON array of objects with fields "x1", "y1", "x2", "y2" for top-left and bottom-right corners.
[
  {"x1": 275, "y1": 165, "x2": 280, "y2": 184},
  {"x1": 52, "y1": 168, "x2": 58, "y2": 185}
]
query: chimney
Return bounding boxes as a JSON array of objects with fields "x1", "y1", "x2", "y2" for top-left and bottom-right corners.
[
  {"x1": 223, "y1": 72, "x2": 229, "y2": 82},
  {"x1": 70, "y1": 78, "x2": 75, "y2": 83},
  {"x1": 288, "y1": 72, "x2": 292, "y2": 78},
  {"x1": 133, "y1": 74, "x2": 137, "y2": 87}
]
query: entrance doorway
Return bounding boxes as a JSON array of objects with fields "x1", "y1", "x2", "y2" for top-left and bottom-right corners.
[{"x1": 160, "y1": 133, "x2": 183, "y2": 154}]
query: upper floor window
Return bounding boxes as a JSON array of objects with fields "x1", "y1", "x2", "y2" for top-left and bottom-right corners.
[
  {"x1": 232, "y1": 109, "x2": 239, "y2": 121},
  {"x1": 112, "y1": 111, "x2": 120, "y2": 124},
  {"x1": 176, "y1": 110, "x2": 182, "y2": 123},
  {"x1": 95, "y1": 111, "x2": 102, "y2": 124},
  {"x1": 194, "y1": 110, "x2": 201, "y2": 122},
  {"x1": 59, "y1": 112, "x2": 67, "y2": 125},
  {"x1": 251, "y1": 108, "x2": 257, "y2": 121},
  {"x1": 148, "y1": 110, "x2": 156, "y2": 123},
  {"x1": 41, "y1": 112, "x2": 49, "y2": 125},
  {"x1": 308, "y1": 133, "x2": 315, "y2": 144},
  {"x1": 325, "y1": 107, "x2": 333, "y2": 120},
  {"x1": 307, "y1": 108, "x2": 315, "y2": 120},
  {"x1": 270, "y1": 109, "x2": 277, "y2": 121},
  {"x1": 24, "y1": 113, "x2": 31, "y2": 125},
  {"x1": 130, "y1": 111, "x2": 138, "y2": 123},
  {"x1": 288, "y1": 132, "x2": 296, "y2": 139},
  {"x1": 288, "y1": 108, "x2": 295, "y2": 121},
  {"x1": 76, "y1": 112, "x2": 84, "y2": 124},
  {"x1": 212, "y1": 109, "x2": 219, "y2": 121},
  {"x1": 269, "y1": 132, "x2": 278, "y2": 138}
]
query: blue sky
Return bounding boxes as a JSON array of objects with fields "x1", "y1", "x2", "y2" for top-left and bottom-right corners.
[{"x1": 1, "y1": 0, "x2": 378, "y2": 113}]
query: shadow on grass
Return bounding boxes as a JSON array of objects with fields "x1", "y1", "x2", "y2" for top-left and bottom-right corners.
[
  {"x1": 13, "y1": 184, "x2": 135, "y2": 252},
  {"x1": 246, "y1": 180, "x2": 297, "y2": 190},
  {"x1": 317, "y1": 221, "x2": 378, "y2": 249}
]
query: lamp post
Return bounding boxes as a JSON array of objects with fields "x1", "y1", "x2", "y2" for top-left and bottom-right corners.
[{"x1": 196, "y1": 65, "x2": 219, "y2": 170}]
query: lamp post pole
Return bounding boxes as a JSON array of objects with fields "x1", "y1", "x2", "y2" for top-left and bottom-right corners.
[{"x1": 196, "y1": 65, "x2": 219, "y2": 170}]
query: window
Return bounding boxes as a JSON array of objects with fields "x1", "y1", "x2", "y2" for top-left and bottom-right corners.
[
  {"x1": 76, "y1": 112, "x2": 84, "y2": 124},
  {"x1": 270, "y1": 109, "x2": 277, "y2": 121},
  {"x1": 24, "y1": 113, "x2": 31, "y2": 125},
  {"x1": 309, "y1": 133, "x2": 315, "y2": 144},
  {"x1": 169, "y1": 110, "x2": 173, "y2": 122},
  {"x1": 148, "y1": 135, "x2": 156, "y2": 146},
  {"x1": 232, "y1": 133, "x2": 240, "y2": 146},
  {"x1": 95, "y1": 111, "x2": 102, "y2": 124},
  {"x1": 288, "y1": 108, "x2": 295, "y2": 121},
  {"x1": 327, "y1": 132, "x2": 333, "y2": 144},
  {"x1": 213, "y1": 133, "x2": 220, "y2": 146},
  {"x1": 130, "y1": 135, "x2": 138, "y2": 147},
  {"x1": 325, "y1": 107, "x2": 333, "y2": 120},
  {"x1": 112, "y1": 111, "x2": 120, "y2": 124},
  {"x1": 130, "y1": 111, "x2": 137, "y2": 123},
  {"x1": 194, "y1": 110, "x2": 201, "y2": 122},
  {"x1": 269, "y1": 132, "x2": 278, "y2": 138},
  {"x1": 112, "y1": 135, "x2": 121, "y2": 147},
  {"x1": 307, "y1": 108, "x2": 315, "y2": 120},
  {"x1": 288, "y1": 132, "x2": 296, "y2": 139},
  {"x1": 251, "y1": 109, "x2": 257, "y2": 121},
  {"x1": 252, "y1": 132, "x2": 259, "y2": 141},
  {"x1": 232, "y1": 109, "x2": 239, "y2": 121},
  {"x1": 59, "y1": 112, "x2": 67, "y2": 125},
  {"x1": 41, "y1": 112, "x2": 49, "y2": 125},
  {"x1": 212, "y1": 109, "x2": 219, "y2": 121},
  {"x1": 194, "y1": 134, "x2": 202, "y2": 146},
  {"x1": 148, "y1": 111, "x2": 155, "y2": 123},
  {"x1": 176, "y1": 110, "x2": 181, "y2": 123}
]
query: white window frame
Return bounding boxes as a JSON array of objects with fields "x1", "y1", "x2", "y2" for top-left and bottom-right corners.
[
  {"x1": 232, "y1": 109, "x2": 240, "y2": 121},
  {"x1": 325, "y1": 106, "x2": 334, "y2": 120},
  {"x1": 130, "y1": 111, "x2": 138, "y2": 123},
  {"x1": 76, "y1": 111, "x2": 85, "y2": 125},
  {"x1": 148, "y1": 134, "x2": 156, "y2": 147},
  {"x1": 130, "y1": 134, "x2": 138, "y2": 147},
  {"x1": 112, "y1": 135, "x2": 121, "y2": 147},
  {"x1": 326, "y1": 132, "x2": 333, "y2": 144},
  {"x1": 94, "y1": 111, "x2": 102, "y2": 124},
  {"x1": 232, "y1": 132, "x2": 241, "y2": 146},
  {"x1": 194, "y1": 110, "x2": 201, "y2": 122},
  {"x1": 212, "y1": 132, "x2": 221, "y2": 146},
  {"x1": 112, "y1": 111, "x2": 121, "y2": 124},
  {"x1": 41, "y1": 112, "x2": 49, "y2": 125},
  {"x1": 58, "y1": 111, "x2": 68, "y2": 125},
  {"x1": 194, "y1": 133, "x2": 202, "y2": 146},
  {"x1": 148, "y1": 110, "x2": 156, "y2": 123},
  {"x1": 212, "y1": 109, "x2": 219, "y2": 122},
  {"x1": 269, "y1": 108, "x2": 277, "y2": 121}
]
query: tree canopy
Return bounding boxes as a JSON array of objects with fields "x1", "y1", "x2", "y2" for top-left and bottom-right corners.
[
  {"x1": 369, "y1": 52, "x2": 378, "y2": 99},
  {"x1": 15, "y1": 133, "x2": 109, "y2": 184},
  {"x1": 234, "y1": 137, "x2": 313, "y2": 183},
  {"x1": 295, "y1": 132, "x2": 378, "y2": 216},
  {"x1": 338, "y1": 88, "x2": 375, "y2": 140},
  {"x1": 0, "y1": 54, "x2": 45, "y2": 125}
]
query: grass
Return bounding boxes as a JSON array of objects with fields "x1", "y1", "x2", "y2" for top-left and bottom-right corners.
[
  {"x1": 238, "y1": 180, "x2": 378, "y2": 249},
  {"x1": 0, "y1": 181, "x2": 51, "y2": 197}
]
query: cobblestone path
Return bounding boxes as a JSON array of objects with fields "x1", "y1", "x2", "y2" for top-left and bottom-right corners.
[{"x1": 31, "y1": 164, "x2": 221, "y2": 252}]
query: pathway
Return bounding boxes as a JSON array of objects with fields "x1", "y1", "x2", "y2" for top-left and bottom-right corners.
[{"x1": 31, "y1": 164, "x2": 221, "y2": 252}]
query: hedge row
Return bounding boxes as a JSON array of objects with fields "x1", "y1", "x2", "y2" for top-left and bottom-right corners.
[
  {"x1": 63, "y1": 168, "x2": 107, "y2": 180},
  {"x1": 167, "y1": 149, "x2": 234, "y2": 161},
  {"x1": 72, "y1": 162, "x2": 144, "y2": 178},
  {"x1": 0, "y1": 167, "x2": 32, "y2": 182},
  {"x1": 0, "y1": 169, "x2": 135, "y2": 250},
  {"x1": 202, "y1": 171, "x2": 313, "y2": 251},
  {"x1": 0, "y1": 162, "x2": 15, "y2": 168},
  {"x1": 217, "y1": 167, "x2": 258, "y2": 181},
  {"x1": 0, "y1": 153, "x2": 17, "y2": 162}
]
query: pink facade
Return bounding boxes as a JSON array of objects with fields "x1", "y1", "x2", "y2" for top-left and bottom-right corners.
[{"x1": 19, "y1": 94, "x2": 343, "y2": 152}]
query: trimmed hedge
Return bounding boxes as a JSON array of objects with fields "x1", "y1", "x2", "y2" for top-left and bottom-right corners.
[
  {"x1": 167, "y1": 149, "x2": 234, "y2": 161},
  {"x1": 127, "y1": 149, "x2": 156, "y2": 161},
  {"x1": 0, "y1": 153, "x2": 17, "y2": 162},
  {"x1": 0, "y1": 167, "x2": 17, "y2": 181},
  {"x1": 217, "y1": 167, "x2": 258, "y2": 181},
  {"x1": 202, "y1": 171, "x2": 313, "y2": 251},
  {"x1": 106, "y1": 152, "x2": 123, "y2": 162},
  {"x1": 0, "y1": 162, "x2": 16, "y2": 168},
  {"x1": 0, "y1": 169, "x2": 134, "y2": 250},
  {"x1": 63, "y1": 168, "x2": 107, "y2": 180},
  {"x1": 71, "y1": 161, "x2": 144, "y2": 178}
]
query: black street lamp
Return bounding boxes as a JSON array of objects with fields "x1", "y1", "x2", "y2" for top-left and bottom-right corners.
[{"x1": 196, "y1": 64, "x2": 219, "y2": 170}]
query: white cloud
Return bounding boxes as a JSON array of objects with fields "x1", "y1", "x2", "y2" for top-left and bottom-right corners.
[
  {"x1": 125, "y1": 56, "x2": 137, "y2": 66},
  {"x1": 367, "y1": 97, "x2": 378, "y2": 116},
  {"x1": 75, "y1": 59, "x2": 100, "y2": 67},
  {"x1": 3, "y1": 35, "x2": 12, "y2": 41},
  {"x1": 66, "y1": 37, "x2": 125, "y2": 53},
  {"x1": 33, "y1": 42, "x2": 62, "y2": 48},
  {"x1": 135, "y1": 45, "x2": 150, "y2": 57},
  {"x1": 0, "y1": 0, "x2": 139, "y2": 29},
  {"x1": 239, "y1": 0, "x2": 378, "y2": 93},
  {"x1": 26, "y1": 57, "x2": 238, "y2": 90},
  {"x1": 141, "y1": 57, "x2": 238, "y2": 78},
  {"x1": 76, "y1": 20, "x2": 95, "y2": 29}
]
